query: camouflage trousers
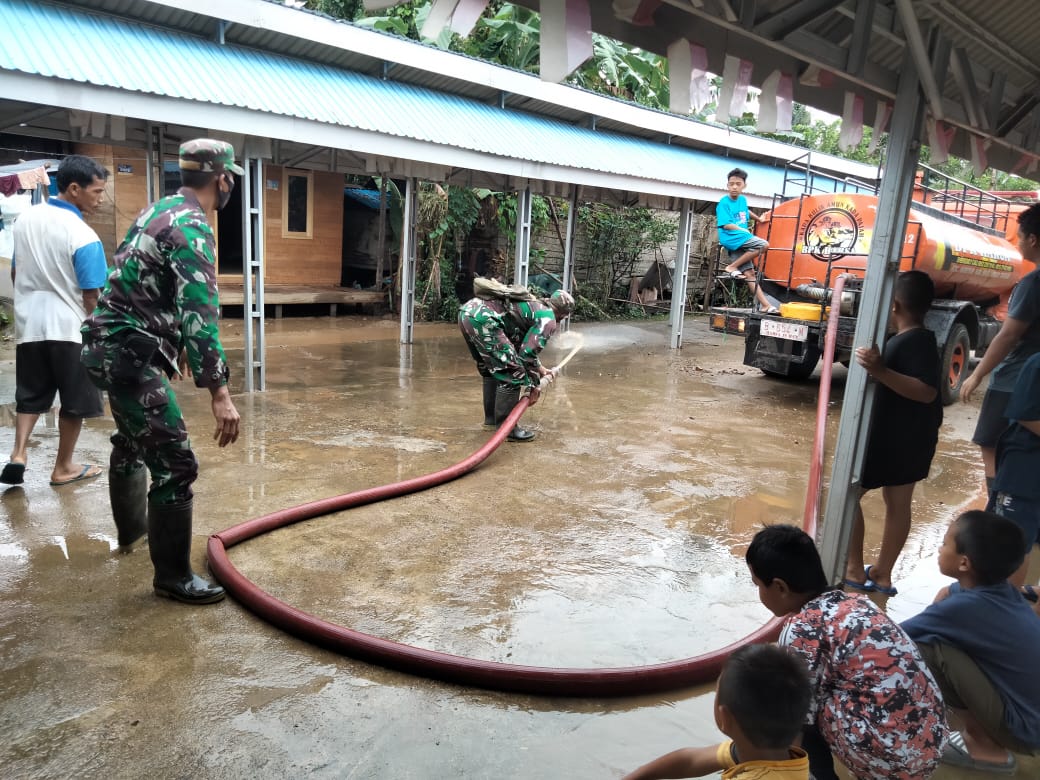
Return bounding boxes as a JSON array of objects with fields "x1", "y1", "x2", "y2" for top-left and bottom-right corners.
[
  {"x1": 82, "y1": 340, "x2": 198, "y2": 505},
  {"x1": 458, "y1": 307, "x2": 527, "y2": 387}
]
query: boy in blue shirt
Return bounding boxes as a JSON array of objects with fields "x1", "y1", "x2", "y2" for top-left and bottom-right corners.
[
  {"x1": 902, "y1": 510, "x2": 1040, "y2": 775},
  {"x1": 961, "y1": 203, "x2": 1040, "y2": 493},
  {"x1": 717, "y1": 167, "x2": 776, "y2": 313},
  {"x1": 990, "y1": 348, "x2": 1040, "y2": 587}
]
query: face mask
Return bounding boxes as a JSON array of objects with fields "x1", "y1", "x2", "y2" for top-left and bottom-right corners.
[{"x1": 217, "y1": 172, "x2": 235, "y2": 210}]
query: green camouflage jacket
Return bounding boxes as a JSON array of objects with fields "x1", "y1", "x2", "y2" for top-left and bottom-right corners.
[{"x1": 82, "y1": 189, "x2": 229, "y2": 389}]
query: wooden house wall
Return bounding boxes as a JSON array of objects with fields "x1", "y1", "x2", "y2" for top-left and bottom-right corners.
[{"x1": 262, "y1": 165, "x2": 344, "y2": 286}]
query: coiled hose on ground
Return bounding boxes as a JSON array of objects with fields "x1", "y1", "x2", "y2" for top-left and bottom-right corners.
[{"x1": 210, "y1": 301, "x2": 843, "y2": 696}]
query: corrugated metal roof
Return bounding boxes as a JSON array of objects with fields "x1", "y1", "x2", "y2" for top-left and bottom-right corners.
[{"x1": 0, "y1": 0, "x2": 807, "y2": 197}]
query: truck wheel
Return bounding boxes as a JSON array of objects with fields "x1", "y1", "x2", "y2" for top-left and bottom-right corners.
[{"x1": 941, "y1": 323, "x2": 971, "y2": 405}]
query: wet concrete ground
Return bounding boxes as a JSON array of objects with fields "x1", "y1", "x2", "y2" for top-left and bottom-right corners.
[{"x1": 1, "y1": 315, "x2": 1037, "y2": 778}]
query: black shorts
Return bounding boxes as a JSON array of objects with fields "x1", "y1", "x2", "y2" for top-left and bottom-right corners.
[
  {"x1": 15, "y1": 340, "x2": 104, "y2": 418},
  {"x1": 972, "y1": 388, "x2": 1012, "y2": 447}
]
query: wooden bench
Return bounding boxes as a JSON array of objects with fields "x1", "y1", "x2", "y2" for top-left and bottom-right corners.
[{"x1": 218, "y1": 283, "x2": 388, "y2": 318}]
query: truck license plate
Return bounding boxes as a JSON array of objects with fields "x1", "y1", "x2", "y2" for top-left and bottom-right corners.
[{"x1": 760, "y1": 318, "x2": 809, "y2": 342}]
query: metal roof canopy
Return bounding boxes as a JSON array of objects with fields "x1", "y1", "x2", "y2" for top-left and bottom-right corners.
[
  {"x1": 0, "y1": 0, "x2": 893, "y2": 393},
  {"x1": 512, "y1": 0, "x2": 1040, "y2": 175},
  {"x1": 535, "y1": 0, "x2": 1037, "y2": 585},
  {"x1": 0, "y1": 0, "x2": 882, "y2": 203}
]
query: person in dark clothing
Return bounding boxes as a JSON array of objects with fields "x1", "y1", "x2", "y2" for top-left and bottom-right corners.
[
  {"x1": 989, "y1": 348, "x2": 1040, "y2": 587},
  {"x1": 844, "y1": 270, "x2": 943, "y2": 596}
]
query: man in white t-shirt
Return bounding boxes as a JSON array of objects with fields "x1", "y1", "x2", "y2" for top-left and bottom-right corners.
[{"x1": 1, "y1": 155, "x2": 109, "y2": 487}]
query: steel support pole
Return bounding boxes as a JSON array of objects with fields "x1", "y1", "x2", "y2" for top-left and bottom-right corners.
[
  {"x1": 144, "y1": 122, "x2": 154, "y2": 205},
  {"x1": 242, "y1": 156, "x2": 266, "y2": 392},
  {"x1": 817, "y1": 49, "x2": 926, "y2": 583},
  {"x1": 144, "y1": 122, "x2": 164, "y2": 204},
  {"x1": 513, "y1": 185, "x2": 532, "y2": 288},
  {"x1": 669, "y1": 199, "x2": 694, "y2": 349},
  {"x1": 560, "y1": 188, "x2": 579, "y2": 332},
  {"x1": 399, "y1": 176, "x2": 418, "y2": 345}
]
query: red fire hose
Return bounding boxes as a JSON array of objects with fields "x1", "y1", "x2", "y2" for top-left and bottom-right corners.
[
  {"x1": 210, "y1": 299, "x2": 844, "y2": 696},
  {"x1": 803, "y1": 275, "x2": 849, "y2": 533}
]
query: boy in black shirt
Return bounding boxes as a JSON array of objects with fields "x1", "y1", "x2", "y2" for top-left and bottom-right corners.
[{"x1": 844, "y1": 271, "x2": 943, "y2": 596}]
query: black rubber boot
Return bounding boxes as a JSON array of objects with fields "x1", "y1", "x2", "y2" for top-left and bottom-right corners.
[
  {"x1": 495, "y1": 384, "x2": 536, "y2": 442},
  {"x1": 482, "y1": 376, "x2": 497, "y2": 427},
  {"x1": 110, "y1": 467, "x2": 147, "y2": 550},
  {"x1": 147, "y1": 499, "x2": 225, "y2": 604}
]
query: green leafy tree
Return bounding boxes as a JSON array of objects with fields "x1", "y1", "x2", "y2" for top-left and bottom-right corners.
[
  {"x1": 460, "y1": 3, "x2": 541, "y2": 70},
  {"x1": 568, "y1": 37, "x2": 667, "y2": 109},
  {"x1": 304, "y1": 0, "x2": 363, "y2": 21},
  {"x1": 578, "y1": 204, "x2": 676, "y2": 309}
]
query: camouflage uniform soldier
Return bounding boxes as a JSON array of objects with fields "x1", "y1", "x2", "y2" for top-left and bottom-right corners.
[
  {"x1": 459, "y1": 286, "x2": 575, "y2": 442},
  {"x1": 81, "y1": 138, "x2": 243, "y2": 605}
]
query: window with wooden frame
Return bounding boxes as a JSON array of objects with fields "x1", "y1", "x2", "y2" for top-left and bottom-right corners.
[{"x1": 281, "y1": 168, "x2": 314, "y2": 239}]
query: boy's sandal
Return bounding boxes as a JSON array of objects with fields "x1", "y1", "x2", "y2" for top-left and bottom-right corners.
[
  {"x1": 1022, "y1": 584, "x2": 1039, "y2": 603},
  {"x1": 941, "y1": 731, "x2": 1017, "y2": 775},
  {"x1": 863, "y1": 565, "x2": 898, "y2": 596},
  {"x1": 762, "y1": 306, "x2": 781, "y2": 314},
  {"x1": 727, "y1": 270, "x2": 745, "y2": 280},
  {"x1": 843, "y1": 577, "x2": 874, "y2": 593}
]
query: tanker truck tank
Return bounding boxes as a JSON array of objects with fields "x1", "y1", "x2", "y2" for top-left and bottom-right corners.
[{"x1": 743, "y1": 191, "x2": 1031, "y2": 403}]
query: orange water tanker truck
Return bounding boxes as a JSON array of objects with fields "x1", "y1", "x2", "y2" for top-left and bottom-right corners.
[{"x1": 731, "y1": 187, "x2": 1035, "y2": 404}]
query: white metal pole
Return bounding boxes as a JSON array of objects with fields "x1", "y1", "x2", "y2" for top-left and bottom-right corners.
[
  {"x1": 240, "y1": 156, "x2": 266, "y2": 392},
  {"x1": 253, "y1": 157, "x2": 266, "y2": 391},
  {"x1": 399, "y1": 176, "x2": 418, "y2": 344},
  {"x1": 669, "y1": 200, "x2": 694, "y2": 349},
  {"x1": 242, "y1": 155, "x2": 254, "y2": 392},
  {"x1": 514, "y1": 185, "x2": 532, "y2": 288},
  {"x1": 817, "y1": 48, "x2": 927, "y2": 583},
  {"x1": 560, "y1": 187, "x2": 579, "y2": 332}
]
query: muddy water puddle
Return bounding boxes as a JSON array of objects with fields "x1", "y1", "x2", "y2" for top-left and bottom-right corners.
[{"x1": 0, "y1": 316, "x2": 1013, "y2": 778}]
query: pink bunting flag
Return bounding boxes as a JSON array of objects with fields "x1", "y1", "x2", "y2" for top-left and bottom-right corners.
[
  {"x1": 927, "y1": 119, "x2": 957, "y2": 164},
  {"x1": 540, "y1": 0, "x2": 593, "y2": 83},
  {"x1": 667, "y1": 39, "x2": 711, "y2": 114},
  {"x1": 838, "y1": 92, "x2": 864, "y2": 151},
  {"x1": 758, "y1": 70, "x2": 793, "y2": 132},
  {"x1": 1012, "y1": 153, "x2": 1040, "y2": 176},
  {"x1": 715, "y1": 55, "x2": 753, "y2": 123},
  {"x1": 799, "y1": 64, "x2": 835, "y2": 88},
  {"x1": 866, "y1": 101, "x2": 892, "y2": 155},
  {"x1": 449, "y1": 0, "x2": 489, "y2": 35},
  {"x1": 970, "y1": 135, "x2": 989, "y2": 177},
  {"x1": 612, "y1": 0, "x2": 662, "y2": 25}
]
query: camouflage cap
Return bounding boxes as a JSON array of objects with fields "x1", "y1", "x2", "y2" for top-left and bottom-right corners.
[
  {"x1": 178, "y1": 138, "x2": 244, "y2": 176},
  {"x1": 549, "y1": 289, "x2": 576, "y2": 318}
]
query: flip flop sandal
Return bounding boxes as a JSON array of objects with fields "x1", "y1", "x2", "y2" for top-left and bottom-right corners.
[
  {"x1": 843, "y1": 577, "x2": 875, "y2": 593},
  {"x1": 864, "y1": 565, "x2": 898, "y2": 596},
  {"x1": 941, "y1": 731, "x2": 1016, "y2": 774},
  {"x1": 49, "y1": 464, "x2": 103, "y2": 487},
  {"x1": 0, "y1": 461, "x2": 26, "y2": 485}
]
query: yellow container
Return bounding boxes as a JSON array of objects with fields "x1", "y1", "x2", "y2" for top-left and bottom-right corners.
[{"x1": 780, "y1": 302, "x2": 829, "y2": 321}]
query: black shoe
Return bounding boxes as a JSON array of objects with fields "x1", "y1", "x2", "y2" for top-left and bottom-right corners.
[
  {"x1": 482, "y1": 376, "x2": 497, "y2": 427},
  {"x1": 110, "y1": 467, "x2": 148, "y2": 550},
  {"x1": 495, "y1": 384, "x2": 537, "y2": 442},
  {"x1": 147, "y1": 499, "x2": 225, "y2": 604}
]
